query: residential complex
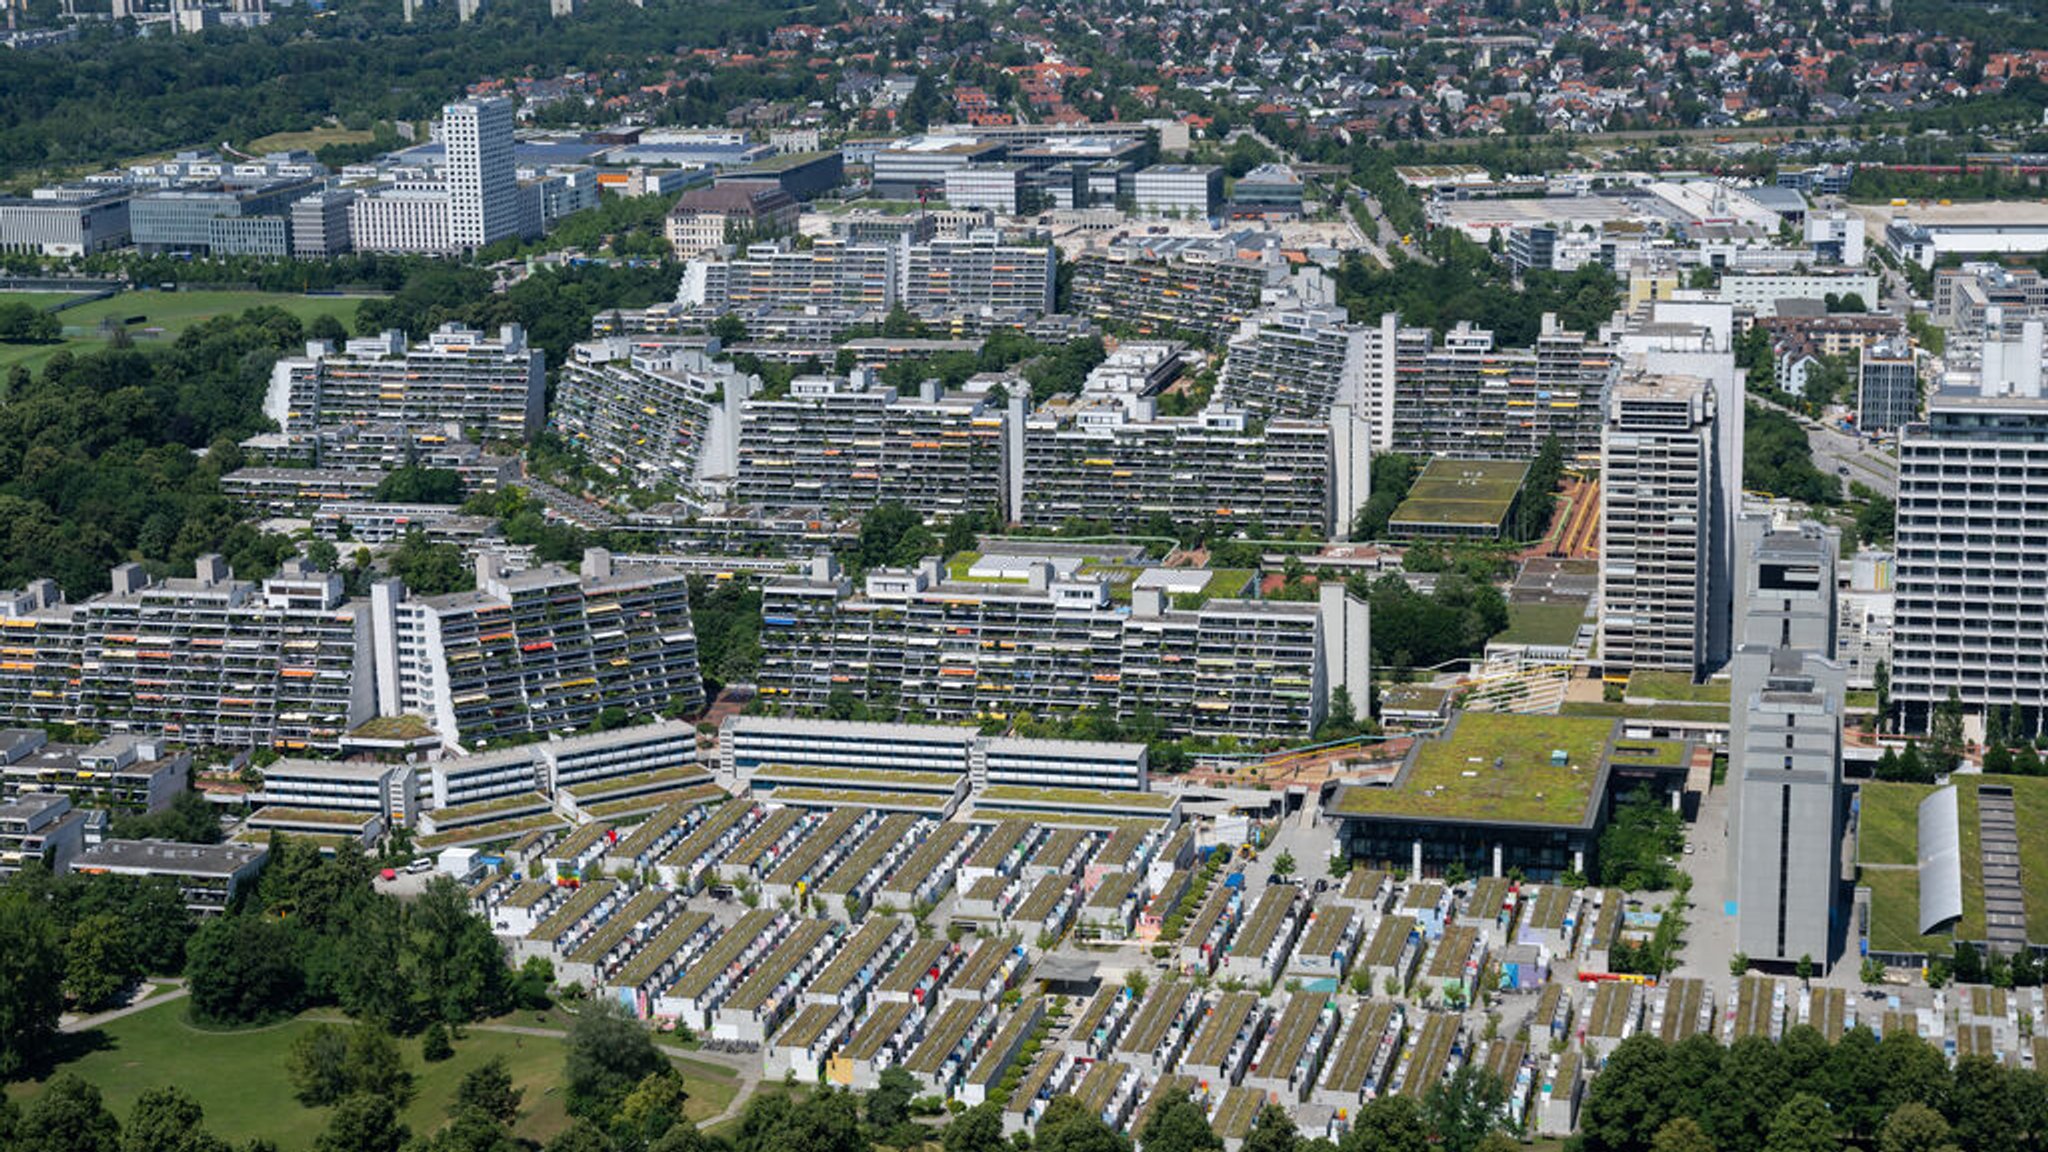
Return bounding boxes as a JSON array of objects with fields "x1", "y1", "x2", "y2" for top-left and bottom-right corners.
[
  {"x1": 755, "y1": 552, "x2": 1368, "y2": 740},
  {"x1": 1597, "y1": 374, "x2": 1716, "y2": 678},
  {"x1": 370, "y1": 550, "x2": 703, "y2": 748},
  {"x1": 1068, "y1": 249, "x2": 1270, "y2": 342},
  {"x1": 1386, "y1": 317, "x2": 1617, "y2": 460},
  {"x1": 262, "y1": 323, "x2": 547, "y2": 445},
  {"x1": 553, "y1": 337, "x2": 752, "y2": 490},
  {"x1": 1218, "y1": 307, "x2": 1389, "y2": 423}
]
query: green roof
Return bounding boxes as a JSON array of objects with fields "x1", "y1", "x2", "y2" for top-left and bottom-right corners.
[
  {"x1": 350, "y1": 714, "x2": 438, "y2": 740},
  {"x1": 1493, "y1": 600, "x2": 1589, "y2": 647},
  {"x1": 1625, "y1": 670, "x2": 1731, "y2": 704},
  {"x1": 1390, "y1": 458, "x2": 1528, "y2": 529},
  {"x1": 1332, "y1": 712, "x2": 1614, "y2": 826},
  {"x1": 978, "y1": 785, "x2": 1175, "y2": 811}
]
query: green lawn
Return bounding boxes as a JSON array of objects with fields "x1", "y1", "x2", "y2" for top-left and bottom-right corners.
[
  {"x1": 2002, "y1": 778, "x2": 2048, "y2": 941},
  {"x1": 0, "y1": 290, "x2": 92, "y2": 310},
  {"x1": 8, "y1": 999, "x2": 737, "y2": 1151},
  {"x1": 245, "y1": 126, "x2": 376, "y2": 154},
  {"x1": 1390, "y1": 458, "x2": 1528, "y2": 532},
  {"x1": 1557, "y1": 701, "x2": 1731, "y2": 724},
  {"x1": 1856, "y1": 781, "x2": 1923, "y2": 867},
  {"x1": 1624, "y1": 670, "x2": 1730, "y2": 704},
  {"x1": 1492, "y1": 600, "x2": 1588, "y2": 647},
  {"x1": 1855, "y1": 779, "x2": 1986, "y2": 947},
  {"x1": 0, "y1": 290, "x2": 376, "y2": 378}
]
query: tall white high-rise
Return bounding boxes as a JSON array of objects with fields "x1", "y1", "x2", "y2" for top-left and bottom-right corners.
[
  {"x1": 1598, "y1": 373, "x2": 1716, "y2": 678},
  {"x1": 441, "y1": 97, "x2": 518, "y2": 249}
]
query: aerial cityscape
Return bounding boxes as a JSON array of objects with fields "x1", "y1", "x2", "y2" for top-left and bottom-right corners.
[{"x1": 3, "y1": 0, "x2": 2048, "y2": 1149}]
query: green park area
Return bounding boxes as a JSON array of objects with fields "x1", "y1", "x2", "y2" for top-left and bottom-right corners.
[
  {"x1": 0, "y1": 289, "x2": 376, "y2": 376},
  {"x1": 1334, "y1": 711, "x2": 1615, "y2": 826},
  {"x1": 7, "y1": 998, "x2": 738, "y2": 1150},
  {"x1": 1492, "y1": 600, "x2": 1588, "y2": 648}
]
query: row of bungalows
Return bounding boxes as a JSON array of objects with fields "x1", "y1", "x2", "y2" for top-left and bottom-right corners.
[
  {"x1": 1244, "y1": 992, "x2": 1341, "y2": 1104},
  {"x1": 603, "y1": 799, "x2": 710, "y2": 877},
  {"x1": 1358, "y1": 914, "x2": 1423, "y2": 996},
  {"x1": 1418, "y1": 924, "x2": 1487, "y2": 1008},
  {"x1": 1536, "y1": 1049, "x2": 1585, "y2": 1138},
  {"x1": 1525, "y1": 982, "x2": 1575, "y2": 1051},
  {"x1": 714, "y1": 917, "x2": 838, "y2": 1043},
  {"x1": 901, "y1": 998, "x2": 1001, "y2": 1097},
  {"x1": 1183, "y1": 991, "x2": 1270, "y2": 1090},
  {"x1": 1801, "y1": 985, "x2": 1853, "y2": 1043},
  {"x1": 1022, "y1": 827, "x2": 1094, "y2": 880},
  {"x1": 1072, "y1": 1058, "x2": 1144, "y2": 1130},
  {"x1": 601, "y1": 909, "x2": 718, "y2": 1017},
  {"x1": 1139, "y1": 866, "x2": 1195, "y2": 941},
  {"x1": 1334, "y1": 868, "x2": 1393, "y2": 912},
  {"x1": 656, "y1": 800, "x2": 753, "y2": 890},
  {"x1": 474, "y1": 876, "x2": 554, "y2": 937},
  {"x1": 816, "y1": 813, "x2": 931, "y2": 920},
  {"x1": 1208, "y1": 1085, "x2": 1265, "y2": 1152},
  {"x1": 1286, "y1": 903, "x2": 1360, "y2": 985},
  {"x1": 515, "y1": 878, "x2": 622, "y2": 963},
  {"x1": 1078, "y1": 871, "x2": 1142, "y2": 940},
  {"x1": 833, "y1": 999, "x2": 920, "y2": 1091},
  {"x1": 958, "y1": 995, "x2": 1045, "y2": 1106},
  {"x1": 1479, "y1": 1035, "x2": 1535, "y2": 1129},
  {"x1": 758, "y1": 807, "x2": 867, "y2": 902},
  {"x1": 1005, "y1": 1048, "x2": 1080, "y2": 1133},
  {"x1": 1400, "y1": 882, "x2": 1454, "y2": 941},
  {"x1": 944, "y1": 937, "x2": 1028, "y2": 1006},
  {"x1": 877, "y1": 822, "x2": 976, "y2": 911},
  {"x1": 1724, "y1": 974, "x2": 1790, "y2": 1044},
  {"x1": 1389, "y1": 1010, "x2": 1464, "y2": 1099},
  {"x1": 1651, "y1": 976, "x2": 1714, "y2": 1043},
  {"x1": 1118, "y1": 978, "x2": 1204, "y2": 1078},
  {"x1": 1459, "y1": 877, "x2": 1516, "y2": 934},
  {"x1": 1579, "y1": 980, "x2": 1646, "y2": 1062},
  {"x1": 961, "y1": 819, "x2": 1039, "y2": 886},
  {"x1": 1071, "y1": 984, "x2": 1141, "y2": 1059},
  {"x1": 768, "y1": 1002, "x2": 853, "y2": 1082},
  {"x1": 1221, "y1": 886, "x2": 1305, "y2": 985},
  {"x1": 1513, "y1": 883, "x2": 1579, "y2": 957},
  {"x1": 714, "y1": 805, "x2": 808, "y2": 882},
  {"x1": 558, "y1": 887, "x2": 681, "y2": 985},
  {"x1": 653, "y1": 907, "x2": 790, "y2": 1029},
  {"x1": 1006, "y1": 873, "x2": 1079, "y2": 941},
  {"x1": 1311, "y1": 1000, "x2": 1401, "y2": 1115},
  {"x1": 416, "y1": 792, "x2": 565, "y2": 851},
  {"x1": 1576, "y1": 888, "x2": 1626, "y2": 973},
  {"x1": 1178, "y1": 878, "x2": 1243, "y2": 975},
  {"x1": 806, "y1": 917, "x2": 915, "y2": 1014},
  {"x1": 539, "y1": 819, "x2": 617, "y2": 885}
]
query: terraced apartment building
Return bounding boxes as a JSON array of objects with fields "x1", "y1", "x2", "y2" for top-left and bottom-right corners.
[
  {"x1": 1068, "y1": 249, "x2": 1269, "y2": 342},
  {"x1": 902, "y1": 235, "x2": 1057, "y2": 317},
  {"x1": 0, "y1": 557, "x2": 371, "y2": 752},
  {"x1": 553, "y1": 337, "x2": 753, "y2": 491},
  {"x1": 1387, "y1": 316, "x2": 1617, "y2": 461},
  {"x1": 679, "y1": 238, "x2": 898, "y2": 315},
  {"x1": 371, "y1": 550, "x2": 703, "y2": 748},
  {"x1": 1218, "y1": 306, "x2": 1393, "y2": 427},
  {"x1": 734, "y1": 372, "x2": 1011, "y2": 519},
  {"x1": 755, "y1": 553, "x2": 1369, "y2": 740},
  {"x1": 1018, "y1": 399, "x2": 1368, "y2": 537},
  {"x1": 261, "y1": 323, "x2": 547, "y2": 445}
]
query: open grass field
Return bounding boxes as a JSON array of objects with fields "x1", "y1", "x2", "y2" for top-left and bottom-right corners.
[
  {"x1": 1335, "y1": 711, "x2": 1613, "y2": 825},
  {"x1": 245, "y1": 126, "x2": 378, "y2": 155},
  {"x1": 0, "y1": 289, "x2": 375, "y2": 378},
  {"x1": 7, "y1": 999, "x2": 738, "y2": 1150}
]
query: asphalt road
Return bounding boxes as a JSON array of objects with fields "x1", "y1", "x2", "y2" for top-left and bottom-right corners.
[{"x1": 1750, "y1": 390, "x2": 1899, "y2": 498}]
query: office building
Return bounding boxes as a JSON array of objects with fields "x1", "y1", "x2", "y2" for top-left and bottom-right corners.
[
  {"x1": 734, "y1": 372, "x2": 1010, "y2": 519},
  {"x1": 1018, "y1": 399, "x2": 1362, "y2": 537},
  {"x1": 1729, "y1": 645, "x2": 1845, "y2": 971},
  {"x1": 1069, "y1": 250, "x2": 1269, "y2": 342},
  {"x1": 1891, "y1": 378, "x2": 2048, "y2": 733},
  {"x1": 757, "y1": 553, "x2": 1368, "y2": 741},
  {"x1": 1804, "y1": 210, "x2": 1866, "y2": 267},
  {"x1": 206, "y1": 215, "x2": 290, "y2": 256},
  {"x1": 902, "y1": 235, "x2": 1057, "y2": 317},
  {"x1": 1133, "y1": 165, "x2": 1223, "y2": 219},
  {"x1": 1598, "y1": 375, "x2": 1715, "y2": 678},
  {"x1": 1230, "y1": 164, "x2": 1305, "y2": 219},
  {"x1": 291, "y1": 190, "x2": 356, "y2": 257},
  {"x1": 371, "y1": 550, "x2": 703, "y2": 749},
  {"x1": 1219, "y1": 307, "x2": 1387, "y2": 422},
  {"x1": 127, "y1": 177, "x2": 320, "y2": 254},
  {"x1": 70, "y1": 839, "x2": 270, "y2": 914},
  {"x1": 665, "y1": 181, "x2": 798, "y2": 258},
  {"x1": 442, "y1": 96, "x2": 521, "y2": 249},
  {"x1": 944, "y1": 165, "x2": 1028, "y2": 215},
  {"x1": 1933, "y1": 262, "x2": 2048, "y2": 331},
  {"x1": 1388, "y1": 317, "x2": 1617, "y2": 461},
  {"x1": 347, "y1": 185, "x2": 454, "y2": 254},
  {"x1": 553, "y1": 337, "x2": 752, "y2": 491},
  {"x1": 1736, "y1": 519, "x2": 1839, "y2": 656},
  {"x1": 870, "y1": 136, "x2": 1006, "y2": 199},
  {"x1": 262, "y1": 323, "x2": 547, "y2": 443},
  {"x1": 1858, "y1": 338, "x2": 1919, "y2": 432},
  {"x1": 0, "y1": 188, "x2": 131, "y2": 256},
  {"x1": 0, "y1": 558, "x2": 373, "y2": 753},
  {"x1": 679, "y1": 239, "x2": 898, "y2": 315}
]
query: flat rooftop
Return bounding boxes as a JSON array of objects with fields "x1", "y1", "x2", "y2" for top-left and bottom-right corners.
[
  {"x1": 74, "y1": 837, "x2": 266, "y2": 876},
  {"x1": 1331, "y1": 712, "x2": 1615, "y2": 827},
  {"x1": 1391, "y1": 458, "x2": 1530, "y2": 529}
]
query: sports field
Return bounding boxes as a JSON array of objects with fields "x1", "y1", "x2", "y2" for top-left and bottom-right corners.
[
  {"x1": 7, "y1": 998, "x2": 737, "y2": 1149},
  {"x1": 0, "y1": 289, "x2": 374, "y2": 377}
]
